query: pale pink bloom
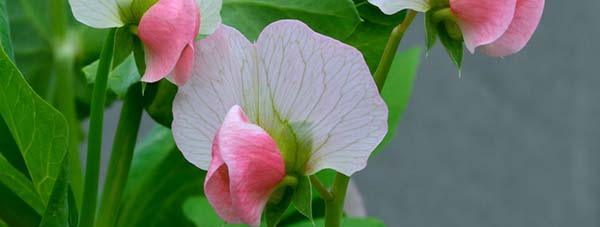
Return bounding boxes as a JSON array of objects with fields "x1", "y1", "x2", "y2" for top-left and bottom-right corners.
[
  {"x1": 205, "y1": 105, "x2": 285, "y2": 226},
  {"x1": 138, "y1": 0, "x2": 199, "y2": 85},
  {"x1": 172, "y1": 20, "x2": 388, "y2": 225},
  {"x1": 68, "y1": 0, "x2": 223, "y2": 85},
  {"x1": 368, "y1": 0, "x2": 545, "y2": 57}
]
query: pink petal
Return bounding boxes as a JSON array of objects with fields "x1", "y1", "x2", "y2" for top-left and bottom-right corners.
[
  {"x1": 173, "y1": 43, "x2": 195, "y2": 85},
  {"x1": 204, "y1": 105, "x2": 285, "y2": 226},
  {"x1": 204, "y1": 142, "x2": 241, "y2": 224},
  {"x1": 450, "y1": 0, "x2": 517, "y2": 53},
  {"x1": 138, "y1": 0, "x2": 200, "y2": 83},
  {"x1": 481, "y1": 0, "x2": 545, "y2": 57}
]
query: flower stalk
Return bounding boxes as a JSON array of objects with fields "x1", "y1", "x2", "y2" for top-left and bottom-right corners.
[
  {"x1": 373, "y1": 10, "x2": 417, "y2": 91},
  {"x1": 79, "y1": 28, "x2": 116, "y2": 227},
  {"x1": 324, "y1": 174, "x2": 350, "y2": 227},
  {"x1": 96, "y1": 82, "x2": 144, "y2": 227}
]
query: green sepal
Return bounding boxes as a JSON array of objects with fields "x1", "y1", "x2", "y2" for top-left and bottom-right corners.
[
  {"x1": 265, "y1": 187, "x2": 294, "y2": 227},
  {"x1": 424, "y1": 11, "x2": 439, "y2": 53},
  {"x1": 438, "y1": 21, "x2": 464, "y2": 70},
  {"x1": 143, "y1": 80, "x2": 177, "y2": 127},
  {"x1": 291, "y1": 176, "x2": 313, "y2": 224}
]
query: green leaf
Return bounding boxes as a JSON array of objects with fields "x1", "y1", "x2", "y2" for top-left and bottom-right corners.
[
  {"x1": 343, "y1": 3, "x2": 406, "y2": 73},
  {"x1": 373, "y1": 48, "x2": 421, "y2": 155},
  {"x1": 0, "y1": 0, "x2": 13, "y2": 58},
  {"x1": 0, "y1": 218, "x2": 7, "y2": 227},
  {"x1": 6, "y1": 0, "x2": 53, "y2": 97},
  {"x1": 0, "y1": 182, "x2": 41, "y2": 227},
  {"x1": 288, "y1": 217, "x2": 386, "y2": 227},
  {"x1": 0, "y1": 47, "x2": 69, "y2": 205},
  {"x1": 222, "y1": 0, "x2": 361, "y2": 41},
  {"x1": 39, "y1": 158, "x2": 69, "y2": 227},
  {"x1": 0, "y1": 153, "x2": 45, "y2": 214},
  {"x1": 82, "y1": 54, "x2": 140, "y2": 98},
  {"x1": 292, "y1": 176, "x2": 313, "y2": 222},
  {"x1": 183, "y1": 196, "x2": 245, "y2": 227},
  {"x1": 117, "y1": 125, "x2": 204, "y2": 227}
]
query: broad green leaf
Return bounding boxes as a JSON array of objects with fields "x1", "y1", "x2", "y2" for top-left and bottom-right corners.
[
  {"x1": 222, "y1": 0, "x2": 361, "y2": 41},
  {"x1": 39, "y1": 158, "x2": 69, "y2": 227},
  {"x1": 0, "y1": 47, "x2": 69, "y2": 205},
  {"x1": 0, "y1": 153, "x2": 45, "y2": 214},
  {"x1": 183, "y1": 196, "x2": 244, "y2": 227},
  {"x1": 6, "y1": 0, "x2": 53, "y2": 96},
  {"x1": 374, "y1": 48, "x2": 421, "y2": 155},
  {"x1": 82, "y1": 54, "x2": 140, "y2": 98},
  {"x1": 0, "y1": 0, "x2": 13, "y2": 58},
  {"x1": 288, "y1": 217, "x2": 386, "y2": 227},
  {"x1": 343, "y1": 3, "x2": 406, "y2": 73},
  {"x1": 0, "y1": 218, "x2": 7, "y2": 227},
  {"x1": 0, "y1": 184, "x2": 41, "y2": 227},
  {"x1": 292, "y1": 176, "x2": 313, "y2": 222},
  {"x1": 117, "y1": 125, "x2": 204, "y2": 227}
]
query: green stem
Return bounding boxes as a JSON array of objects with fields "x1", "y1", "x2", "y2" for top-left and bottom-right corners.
[
  {"x1": 373, "y1": 10, "x2": 417, "y2": 91},
  {"x1": 79, "y1": 29, "x2": 116, "y2": 227},
  {"x1": 323, "y1": 173, "x2": 350, "y2": 227},
  {"x1": 53, "y1": 45, "x2": 84, "y2": 211},
  {"x1": 96, "y1": 83, "x2": 144, "y2": 227},
  {"x1": 50, "y1": 0, "x2": 83, "y2": 210},
  {"x1": 309, "y1": 175, "x2": 332, "y2": 201}
]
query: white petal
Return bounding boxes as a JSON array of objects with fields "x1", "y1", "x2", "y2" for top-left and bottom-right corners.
[
  {"x1": 197, "y1": 0, "x2": 222, "y2": 35},
  {"x1": 172, "y1": 20, "x2": 388, "y2": 176},
  {"x1": 68, "y1": 0, "x2": 124, "y2": 28},
  {"x1": 368, "y1": 0, "x2": 430, "y2": 14}
]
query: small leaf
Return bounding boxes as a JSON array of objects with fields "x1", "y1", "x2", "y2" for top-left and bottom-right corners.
[
  {"x1": 373, "y1": 48, "x2": 421, "y2": 155},
  {"x1": 292, "y1": 176, "x2": 313, "y2": 222},
  {"x1": 288, "y1": 217, "x2": 386, "y2": 227},
  {"x1": 222, "y1": 0, "x2": 361, "y2": 41},
  {"x1": 0, "y1": 153, "x2": 45, "y2": 214},
  {"x1": 0, "y1": 46, "x2": 69, "y2": 205},
  {"x1": 39, "y1": 158, "x2": 69, "y2": 227},
  {"x1": 83, "y1": 54, "x2": 140, "y2": 98}
]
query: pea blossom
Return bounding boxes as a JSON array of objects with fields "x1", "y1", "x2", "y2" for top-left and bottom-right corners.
[
  {"x1": 368, "y1": 0, "x2": 545, "y2": 57},
  {"x1": 68, "y1": 0, "x2": 222, "y2": 85},
  {"x1": 172, "y1": 20, "x2": 388, "y2": 226}
]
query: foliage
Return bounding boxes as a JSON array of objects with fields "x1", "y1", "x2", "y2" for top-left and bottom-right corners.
[{"x1": 0, "y1": 0, "x2": 425, "y2": 225}]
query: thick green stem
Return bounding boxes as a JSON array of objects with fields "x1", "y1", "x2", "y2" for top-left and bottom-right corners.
[
  {"x1": 96, "y1": 83, "x2": 144, "y2": 227},
  {"x1": 373, "y1": 10, "x2": 417, "y2": 91},
  {"x1": 79, "y1": 29, "x2": 116, "y2": 227},
  {"x1": 53, "y1": 45, "x2": 84, "y2": 211},
  {"x1": 324, "y1": 174, "x2": 350, "y2": 227},
  {"x1": 50, "y1": 0, "x2": 83, "y2": 210}
]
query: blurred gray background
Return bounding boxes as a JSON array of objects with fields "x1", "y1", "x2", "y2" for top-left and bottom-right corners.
[{"x1": 97, "y1": 0, "x2": 600, "y2": 226}]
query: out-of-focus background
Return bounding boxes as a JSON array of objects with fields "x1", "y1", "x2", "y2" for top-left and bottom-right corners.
[{"x1": 97, "y1": 1, "x2": 600, "y2": 226}]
